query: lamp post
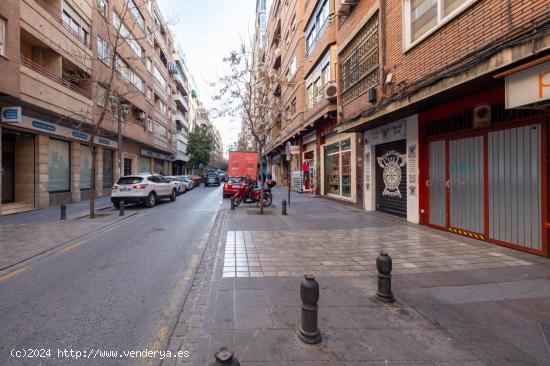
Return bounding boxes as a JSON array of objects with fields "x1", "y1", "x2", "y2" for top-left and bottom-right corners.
[{"x1": 109, "y1": 95, "x2": 130, "y2": 179}]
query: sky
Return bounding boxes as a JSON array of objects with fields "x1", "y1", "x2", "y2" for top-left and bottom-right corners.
[{"x1": 157, "y1": 0, "x2": 257, "y2": 153}]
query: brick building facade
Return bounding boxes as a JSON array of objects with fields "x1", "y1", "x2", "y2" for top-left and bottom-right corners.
[{"x1": 262, "y1": 0, "x2": 550, "y2": 255}]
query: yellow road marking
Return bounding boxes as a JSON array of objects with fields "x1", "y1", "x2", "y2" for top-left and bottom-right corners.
[
  {"x1": 102, "y1": 224, "x2": 122, "y2": 234},
  {"x1": 139, "y1": 326, "x2": 168, "y2": 366},
  {"x1": 57, "y1": 240, "x2": 87, "y2": 254},
  {"x1": 0, "y1": 267, "x2": 27, "y2": 282}
]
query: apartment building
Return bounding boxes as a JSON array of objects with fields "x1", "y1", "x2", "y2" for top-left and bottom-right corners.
[
  {"x1": 0, "y1": 0, "x2": 190, "y2": 215},
  {"x1": 172, "y1": 49, "x2": 191, "y2": 175},
  {"x1": 261, "y1": 0, "x2": 550, "y2": 256}
]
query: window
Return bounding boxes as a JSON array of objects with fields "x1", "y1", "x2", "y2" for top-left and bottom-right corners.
[
  {"x1": 259, "y1": 13, "x2": 266, "y2": 28},
  {"x1": 152, "y1": 121, "x2": 167, "y2": 140},
  {"x1": 340, "y1": 13, "x2": 379, "y2": 104},
  {"x1": 153, "y1": 64, "x2": 167, "y2": 88},
  {"x1": 290, "y1": 97, "x2": 296, "y2": 114},
  {"x1": 259, "y1": 0, "x2": 266, "y2": 11},
  {"x1": 113, "y1": 11, "x2": 142, "y2": 58},
  {"x1": 147, "y1": 27, "x2": 153, "y2": 45},
  {"x1": 324, "y1": 139, "x2": 351, "y2": 197},
  {"x1": 305, "y1": 50, "x2": 331, "y2": 108},
  {"x1": 115, "y1": 54, "x2": 144, "y2": 92},
  {"x1": 289, "y1": 55, "x2": 297, "y2": 76},
  {"x1": 80, "y1": 145, "x2": 92, "y2": 190},
  {"x1": 97, "y1": 36, "x2": 110, "y2": 64},
  {"x1": 96, "y1": 85, "x2": 108, "y2": 107},
  {"x1": 49, "y1": 139, "x2": 70, "y2": 192},
  {"x1": 0, "y1": 17, "x2": 5, "y2": 57},
  {"x1": 139, "y1": 157, "x2": 150, "y2": 173},
  {"x1": 103, "y1": 149, "x2": 113, "y2": 188},
  {"x1": 62, "y1": 4, "x2": 90, "y2": 44},
  {"x1": 405, "y1": 0, "x2": 476, "y2": 47},
  {"x1": 96, "y1": 0, "x2": 107, "y2": 17},
  {"x1": 305, "y1": 0, "x2": 329, "y2": 55},
  {"x1": 158, "y1": 99, "x2": 167, "y2": 115},
  {"x1": 129, "y1": 0, "x2": 145, "y2": 30}
]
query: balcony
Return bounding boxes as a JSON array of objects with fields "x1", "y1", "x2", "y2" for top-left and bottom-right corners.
[
  {"x1": 174, "y1": 72, "x2": 190, "y2": 96},
  {"x1": 20, "y1": 55, "x2": 92, "y2": 121},
  {"x1": 21, "y1": 0, "x2": 92, "y2": 71},
  {"x1": 173, "y1": 93, "x2": 189, "y2": 112},
  {"x1": 173, "y1": 111, "x2": 189, "y2": 129}
]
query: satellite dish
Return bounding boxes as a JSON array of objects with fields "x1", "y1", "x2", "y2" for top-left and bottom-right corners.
[{"x1": 208, "y1": 108, "x2": 220, "y2": 118}]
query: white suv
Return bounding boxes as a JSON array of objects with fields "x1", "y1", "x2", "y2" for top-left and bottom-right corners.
[{"x1": 111, "y1": 174, "x2": 177, "y2": 208}]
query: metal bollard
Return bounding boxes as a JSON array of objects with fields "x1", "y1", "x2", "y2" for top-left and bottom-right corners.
[
  {"x1": 119, "y1": 201, "x2": 125, "y2": 216},
  {"x1": 212, "y1": 347, "x2": 240, "y2": 366},
  {"x1": 376, "y1": 251, "x2": 395, "y2": 303},
  {"x1": 230, "y1": 196, "x2": 235, "y2": 210},
  {"x1": 60, "y1": 203, "x2": 67, "y2": 220},
  {"x1": 281, "y1": 199, "x2": 287, "y2": 215},
  {"x1": 298, "y1": 274, "x2": 322, "y2": 344}
]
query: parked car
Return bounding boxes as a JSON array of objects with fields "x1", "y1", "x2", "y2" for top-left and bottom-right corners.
[
  {"x1": 111, "y1": 174, "x2": 177, "y2": 208},
  {"x1": 165, "y1": 176, "x2": 186, "y2": 195},
  {"x1": 205, "y1": 172, "x2": 221, "y2": 186},
  {"x1": 175, "y1": 175, "x2": 192, "y2": 191},
  {"x1": 223, "y1": 176, "x2": 243, "y2": 198}
]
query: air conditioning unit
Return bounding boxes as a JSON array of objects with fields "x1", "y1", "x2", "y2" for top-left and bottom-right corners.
[
  {"x1": 473, "y1": 104, "x2": 491, "y2": 129},
  {"x1": 337, "y1": 0, "x2": 358, "y2": 14},
  {"x1": 324, "y1": 82, "x2": 337, "y2": 102},
  {"x1": 138, "y1": 111, "x2": 146, "y2": 120},
  {"x1": 286, "y1": 74, "x2": 294, "y2": 84}
]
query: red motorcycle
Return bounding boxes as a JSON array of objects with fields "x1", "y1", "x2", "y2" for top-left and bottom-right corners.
[{"x1": 232, "y1": 180, "x2": 276, "y2": 207}]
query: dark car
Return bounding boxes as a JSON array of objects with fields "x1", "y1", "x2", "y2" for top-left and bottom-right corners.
[{"x1": 205, "y1": 173, "x2": 220, "y2": 186}]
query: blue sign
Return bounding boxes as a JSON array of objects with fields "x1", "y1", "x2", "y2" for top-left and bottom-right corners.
[
  {"x1": 32, "y1": 120, "x2": 56, "y2": 132},
  {"x1": 1, "y1": 107, "x2": 21, "y2": 123},
  {"x1": 98, "y1": 138, "x2": 111, "y2": 146},
  {"x1": 72, "y1": 131, "x2": 88, "y2": 140}
]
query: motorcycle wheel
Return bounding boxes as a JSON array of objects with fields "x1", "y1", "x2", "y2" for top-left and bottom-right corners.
[
  {"x1": 262, "y1": 192, "x2": 272, "y2": 207},
  {"x1": 233, "y1": 196, "x2": 242, "y2": 207}
]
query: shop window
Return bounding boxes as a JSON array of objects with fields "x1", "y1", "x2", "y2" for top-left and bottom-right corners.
[
  {"x1": 49, "y1": 139, "x2": 70, "y2": 192},
  {"x1": 103, "y1": 149, "x2": 113, "y2": 188},
  {"x1": 324, "y1": 139, "x2": 351, "y2": 197},
  {"x1": 80, "y1": 145, "x2": 92, "y2": 189},
  {"x1": 140, "y1": 157, "x2": 150, "y2": 173},
  {"x1": 405, "y1": 0, "x2": 477, "y2": 48}
]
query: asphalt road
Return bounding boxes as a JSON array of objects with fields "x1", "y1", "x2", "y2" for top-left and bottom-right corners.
[{"x1": 0, "y1": 185, "x2": 224, "y2": 365}]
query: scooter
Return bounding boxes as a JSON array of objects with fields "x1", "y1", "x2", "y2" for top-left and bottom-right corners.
[{"x1": 232, "y1": 180, "x2": 277, "y2": 207}]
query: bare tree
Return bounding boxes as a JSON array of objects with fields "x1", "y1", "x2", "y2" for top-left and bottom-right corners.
[
  {"x1": 61, "y1": 0, "x2": 176, "y2": 218},
  {"x1": 214, "y1": 41, "x2": 285, "y2": 214}
]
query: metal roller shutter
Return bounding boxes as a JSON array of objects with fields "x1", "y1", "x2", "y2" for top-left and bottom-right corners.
[{"x1": 375, "y1": 140, "x2": 407, "y2": 217}]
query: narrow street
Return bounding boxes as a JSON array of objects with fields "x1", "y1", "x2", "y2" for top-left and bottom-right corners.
[{"x1": 0, "y1": 186, "x2": 224, "y2": 365}]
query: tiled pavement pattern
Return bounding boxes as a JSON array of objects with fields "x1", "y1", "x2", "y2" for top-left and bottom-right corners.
[
  {"x1": 164, "y1": 189, "x2": 550, "y2": 365},
  {"x1": 222, "y1": 227, "x2": 543, "y2": 278}
]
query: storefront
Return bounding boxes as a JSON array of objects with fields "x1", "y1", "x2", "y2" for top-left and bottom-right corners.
[
  {"x1": 140, "y1": 148, "x2": 172, "y2": 175},
  {"x1": 364, "y1": 115, "x2": 420, "y2": 222},
  {"x1": 321, "y1": 132, "x2": 357, "y2": 201},
  {"x1": 419, "y1": 84, "x2": 548, "y2": 255},
  {"x1": 301, "y1": 130, "x2": 317, "y2": 194}
]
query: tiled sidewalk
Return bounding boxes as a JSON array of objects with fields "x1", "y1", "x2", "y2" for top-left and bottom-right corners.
[{"x1": 165, "y1": 189, "x2": 550, "y2": 366}]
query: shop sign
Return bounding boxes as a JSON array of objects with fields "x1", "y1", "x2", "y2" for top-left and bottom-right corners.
[
  {"x1": 365, "y1": 120, "x2": 406, "y2": 145},
  {"x1": 290, "y1": 145, "x2": 300, "y2": 155},
  {"x1": 140, "y1": 148, "x2": 171, "y2": 161},
  {"x1": 505, "y1": 60, "x2": 550, "y2": 109},
  {"x1": 1, "y1": 107, "x2": 21, "y2": 123},
  {"x1": 18, "y1": 115, "x2": 116, "y2": 147},
  {"x1": 407, "y1": 144, "x2": 417, "y2": 196},
  {"x1": 285, "y1": 141, "x2": 292, "y2": 161},
  {"x1": 320, "y1": 119, "x2": 337, "y2": 137}
]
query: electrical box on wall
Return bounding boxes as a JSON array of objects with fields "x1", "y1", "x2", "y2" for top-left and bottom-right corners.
[{"x1": 368, "y1": 88, "x2": 376, "y2": 103}]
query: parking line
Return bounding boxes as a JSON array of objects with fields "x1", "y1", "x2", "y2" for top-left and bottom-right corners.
[
  {"x1": 57, "y1": 240, "x2": 87, "y2": 254},
  {"x1": 0, "y1": 267, "x2": 27, "y2": 282}
]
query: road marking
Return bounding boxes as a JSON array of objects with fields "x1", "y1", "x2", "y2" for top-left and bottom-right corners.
[
  {"x1": 57, "y1": 240, "x2": 87, "y2": 254},
  {"x1": 102, "y1": 223, "x2": 122, "y2": 234},
  {"x1": 0, "y1": 267, "x2": 27, "y2": 282},
  {"x1": 139, "y1": 326, "x2": 168, "y2": 366}
]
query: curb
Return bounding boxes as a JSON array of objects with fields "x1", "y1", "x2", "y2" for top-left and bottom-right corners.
[{"x1": 0, "y1": 211, "x2": 139, "y2": 274}]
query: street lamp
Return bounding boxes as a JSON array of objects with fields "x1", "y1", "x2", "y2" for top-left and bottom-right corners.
[{"x1": 109, "y1": 95, "x2": 130, "y2": 179}]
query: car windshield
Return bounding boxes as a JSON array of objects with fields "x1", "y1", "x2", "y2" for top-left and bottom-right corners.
[
  {"x1": 229, "y1": 177, "x2": 241, "y2": 183},
  {"x1": 165, "y1": 177, "x2": 175, "y2": 182},
  {"x1": 117, "y1": 177, "x2": 143, "y2": 185}
]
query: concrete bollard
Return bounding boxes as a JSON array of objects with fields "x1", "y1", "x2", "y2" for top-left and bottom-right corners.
[
  {"x1": 119, "y1": 201, "x2": 125, "y2": 216},
  {"x1": 298, "y1": 274, "x2": 322, "y2": 344},
  {"x1": 60, "y1": 203, "x2": 67, "y2": 220},
  {"x1": 281, "y1": 199, "x2": 287, "y2": 215},
  {"x1": 212, "y1": 347, "x2": 240, "y2": 366},
  {"x1": 376, "y1": 251, "x2": 395, "y2": 303}
]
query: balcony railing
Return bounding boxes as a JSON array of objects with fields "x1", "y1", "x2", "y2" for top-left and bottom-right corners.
[
  {"x1": 32, "y1": 0, "x2": 91, "y2": 49},
  {"x1": 20, "y1": 55, "x2": 91, "y2": 98},
  {"x1": 305, "y1": 82, "x2": 331, "y2": 112},
  {"x1": 305, "y1": 18, "x2": 329, "y2": 58}
]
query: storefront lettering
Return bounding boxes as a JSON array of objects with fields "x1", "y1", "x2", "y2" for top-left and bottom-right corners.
[
  {"x1": 539, "y1": 70, "x2": 550, "y2": 98},
  {"x1": 32, "y1": 120, "x2": 56, "y2": 132}
]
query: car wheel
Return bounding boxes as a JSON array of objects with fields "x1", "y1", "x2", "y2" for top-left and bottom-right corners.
[
  {"x1": 145, "y1": 192, "x2": 156, "y2": 208},
  {"x1": 113, "y1": 200, "x2": 120, "y2": 209},
  {"x1": 170, "y1": 189, "x2": 177, "y2": 202}
]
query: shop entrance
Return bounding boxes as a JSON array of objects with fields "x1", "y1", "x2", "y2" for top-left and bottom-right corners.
[
  {"x1": 427, "y1": 121, "x2": 545, "y2": 254},
  {"x1": 124, "y1": 158, "x2": 133, "y2": 175},
  {"x1": 375, "y1": 140, "x2": 407, "y2": 217},
  {"x1": 1, "y1": 130, "x2": 35, "y2": 214}
]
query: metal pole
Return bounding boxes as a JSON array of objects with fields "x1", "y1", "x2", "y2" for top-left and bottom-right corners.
[
  {"x1": 288, "y1": 156, "x2": 291, "y2": 206},
  {"x1": 117, "y1": 106, "x2": 123, "y2": 179}
]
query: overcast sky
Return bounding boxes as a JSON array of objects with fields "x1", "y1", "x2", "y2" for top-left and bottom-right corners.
[{"x1": 157, "y1": 0, "x2": 257, "y2": 154}]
